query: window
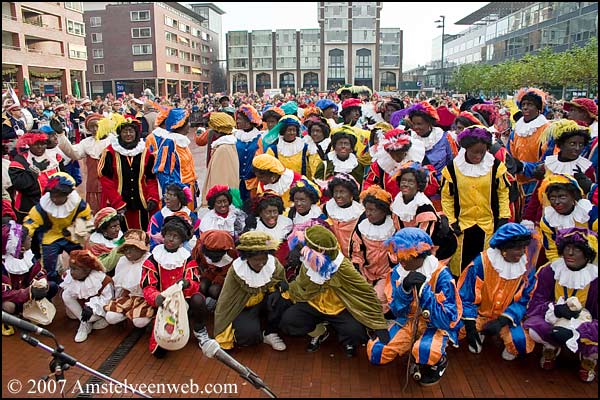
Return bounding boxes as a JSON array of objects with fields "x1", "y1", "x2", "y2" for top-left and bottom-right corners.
[
  {"x1": 89, "y1": 16, "x2": 101, "y2": 27},
  {"x1": 182, "y1": 65, "x2": 191, "y2": 74},
  {"x1": 132, "y1": 44, "x2": 152, "y2": 55},
  {"x1": 133, "y1": 61, "x2": 153, "y2": 72},
  {"x1": 91, "y1": 33, "x2": 102, "y2": 43},
  {"x1": 328, "y1": 49, "x2": 344, "y2": 78},
  {"x1": 64, "y1": 2, "x2": 83, "y2": 12},
  {"x1": 132, "y1": 27, "x2": 152, "y2": 38},
  {"x1": 355, "y1": 48, "x2": 372, "y2": 79},
  {"x1": 67, "y1": 19, "x2": 85, "y2": 36},
  {"x1": 93, "y1": 64, "x2": 105, "y2": 74},
  {"x1": 130, "y1": 10, "x2": 150, "y2": 22},
  {"x1": 165, "y1": 31, "x2": 177, "y2": 42},
  {"x1": 166, "y1": 63, "x2": 179, "y2": 73},
  {"x1": 69, "y1": 44, "x2": 87, "y2": 60},
  {"x1": 92, "y1": 48, "x2": 104, "y2": 59},
  {"x1": 166, "y1": 47, "x2": 178, "y2": 57}
]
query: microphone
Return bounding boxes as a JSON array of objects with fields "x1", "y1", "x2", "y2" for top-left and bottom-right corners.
[{"x1": 2, "y1": 311, "x2": 55, "y2": 338}]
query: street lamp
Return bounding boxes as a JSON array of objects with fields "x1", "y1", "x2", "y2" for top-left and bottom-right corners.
[{"x1": 435, "y1": 15, "x2": 445, "y2": 92}]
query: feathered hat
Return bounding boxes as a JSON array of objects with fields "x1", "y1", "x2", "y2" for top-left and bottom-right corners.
[
  {"x1": 393, "y1": 101, "x2": 440, "y2": 123},
  {"x1": 385, "y1": 227, "x2": 434, "y2": 261},
  {"x1": 515, "y1": 87, "x2": 547, "y2": 112},
  {"x1": 69, "y1": 249, "x2": 105, "y2": 272},
  {"x1": 556, "y1": 227, "x2": 597, "y2": 261},
  {"x1": 235, "y1": 104, "x2": 262, "y2": 126},
  {"x1": 541, "y1": 118, "x2": 590, "y2": 144},
  {"x1": 381, "y1": 128, "x2": 412, "y2": 151}
]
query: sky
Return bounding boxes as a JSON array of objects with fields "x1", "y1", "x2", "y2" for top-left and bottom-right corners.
[{"x1": 206, "y1": 2, "x2": 489, "y2": 70}]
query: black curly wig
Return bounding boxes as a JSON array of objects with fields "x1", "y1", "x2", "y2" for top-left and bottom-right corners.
[
  {"x1": 396, "y1": 167, "x2": 429, "y2": 193},
  {"x1": 327, "y1": 174, "x2": 360, "y2": 201},
  {"x1": 161, "y1": 215, "x2": 193, "y2": 242}
]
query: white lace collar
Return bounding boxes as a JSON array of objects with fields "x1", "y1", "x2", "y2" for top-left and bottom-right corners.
[
  {"x1": 391, "y1": 191, "x2": 432, "y2": 222},
  {"x1": 545, "y1": 155, "x2": 592, "y2": 176},
  {"x1": 276, "y1": 137, "x2": 305, "y2": 157},
  {"x1": 234, "y1": 128, "x2": 261, "y2": 143},
  {"x1": 110, "y1": 135, "x2": 145, "y2": 157},
  {"x1": 304, "y1": 136, "x2": 331, "y2": 155},
  {"x1": 161, "y1": 206, "x2": 191, "y2": 219},
  {"x1": 233, "y1": 254, "x2": 276, "y2": 288},
  {"x1": 256, "y1": 215, "x2": 293, "y2": 241},
  {"x1": 514, "y1": 114, "x2": 548, "y2": 138},
  {"x1": 60, "y1": 269, "x2": 107, "y2": 299},
  {"x1": 551, "y1": 258, "x2": 598, "y2": 290},
  {"x1": 328, "y1": 151, "x2": 358, "y2": 173},
  {"x1": 113, "y1": 252, "x2": 150, "y2": 294},
  {"x1": 357, "y1": 216, "x2": 396, "y2": 241},
  {"x1": 395, "y1": 255, "x2": 439, "y2": 284},
  {"x1": 199, "y1": 206, "x2": 237, "y2": 233},
  {"x1": 486, "y1": 247, "x2": 527, "y2": 280},
  {"x1": 303, "y1": 252, "x2": 344, "y2": 285},
  {"x1": 152, "y1": 127, "x2": 191, "y2": 147},
  {"x1": 264, "y1": 168, "x2": 295, "y2": 195},
  {"x1": 2, "y1": 250, "x2": 35, "y2": 275},
  {"x1": 292, "y1": 204, "x2": 323, "y2": 225},
  {"x1": 543, "y1": 199, "x2": 592, "y2": 229},
  {"x1": 211, "y1": 135, "x2": 237, "y2": 148},
  {"x1": 411, "y1": 127, "x2": 445, "y2": 151},
  {"x1": 151, "y1": 245, "x2": 190, "y2": 270},
  {"x1": 89, "y1": 231, "x2": 123, "y2": 249},
  {"x1": 39, "y1": 191, "x2": 81, "y2": 218},
  {"x1": 454, "y1": 147, "x2": 495, "y2": 177},
  {"x1": 207, "y1": 253, "x2": 234, "y2": 268},
  {"x1": 325, "y1": 199, "x2": 364, "y2": 222}
]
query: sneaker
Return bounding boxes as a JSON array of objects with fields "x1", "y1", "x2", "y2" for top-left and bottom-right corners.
[
  {"x1": 92, "y1": 318, "x2": 109, "y2": 330},
  {"x1": 579, "y1": 356, "x2": 597, "y2": 383},
  {"x1": 501, "y1": 347, "x2": 517, "y2": 361},
  {"x1": 343, "y1": 344, "x2": 356, "y2": 358},
  {"x1": 193, "y1": 327, "x2": 210, "y2": 345},
  {"x1": 205, "y1": 297, "x2": 217, "y2": 313},
  {"x1": 153, "y1": 346, "x2": 167, "y2": 359},
  {"x1": 74, "y1": 321, "x2": 92, "y2": 343},
  {"x1": 263, "y1": 332, "x2": 286, "y2": 351},
  {"x1": 540, "y1": 346, "x2": 560, "y2": 370},
  {"x1": 419, "y1": 356, "x2": 448, "y2": 387},
  {"x1": 2, "y1": 323, "x2": 14, "y2": 336},
  {"x1": 306, "y1": 330, "x2": 330, "y2": 352}
]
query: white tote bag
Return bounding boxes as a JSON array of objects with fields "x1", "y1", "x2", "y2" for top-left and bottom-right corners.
[
  {"x1": 153, "y1": 282, "x2": 190, "y2": 351},
  {"x1": 23, "y1": 298, "x2": 57, "y2": 326}
]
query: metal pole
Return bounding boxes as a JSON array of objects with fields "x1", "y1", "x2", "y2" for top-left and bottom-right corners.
[{"x1": 440, "y1": 16, "x2": 445, "y2": 93}]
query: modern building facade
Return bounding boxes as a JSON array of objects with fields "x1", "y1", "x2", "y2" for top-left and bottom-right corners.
[
  {"x1": 226, "y1": 2, "x2": 403, "y2": 94},
  {"x1": 83, "y1": 2, "x2": 220, "y2": 98},
  {"x1": 2, "y1": 2, "x2": 87, "y2": 99}
]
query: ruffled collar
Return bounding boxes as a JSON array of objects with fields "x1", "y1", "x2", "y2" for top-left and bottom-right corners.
[
  {"x1": 276, "y1": 137, "x2": 305, "y2": 157},
  {"x1": 60, "y1": 269, "x2": 107, "y2": 299},
  {"x1": 113, "y1": 252, "x2": 149, "y2": 294},
  {"x1": 304, "y1": 136, "x2": 331, "y2": 155},
  {"x1": 357, "y1": 216, "x2": 396, "y2": 241},
  {"x1": 152, "y1": 245, "x2": 190, "y2": 270},
  {"x1": 207, "y1": 253, "x2": 234, "y2": 268},
  {"x1": 234, "y1": 128, "x2": 261, "y2": 143},
  {"x1": 152, "y1": 127, "x2": 191, "y2": 147},
  {"x1": 328, "y1": 151, "x2": 358, "y2": 173},
  {"x1": 325, "y1": 199, "x2": 364, "y2": 222},
  {"x1": 303, "y1": 252, "x2": 344, "y2": 285},
  {"x1": 543, "y1": 199, "x2": 592, "y2": 229},
  {"x1": 233, "y1": 254, "x2": 276, "y2": 288},
  {"x1": 486, "y1": 247, "x2": 527, "y2": 280},
  {"x1": 551, "y1": 258, "x2": 598, "y2": 290},
  {"x1": 454, "y1": 147, "x2": 495, "y2": 177},
  {"x1": 2, "y1": 250, "x2": 35, "y2": 275},
  {"x1": 161, "y1": 206, "x2": 191, "y2": 218},
  {"x1": 264, "y1": 168, "x2": 295, "y2": 195},
  {"x1": 89, "y1": 231, "x2": 123, "y2": 249},
  {"x1": 292, "y1": 204, "x2": 323, "y2": 225},
  {"x1": 411, "y1": 127, "x2": 445, "y2": 151},
  {"x1": 81, "y1": 135, "x2": 111, "y2": 159},
  {"x1": 514, "y1": 114, "x2": 548, "y2": 138},
  {"x1": 110, "y1": 135, "x2": 145, "y2": 157},
  {"x1": 40, "y1": 191, "x2": 81, "y2": 218},
  {"x1": 256, "y1": 215, "x2": 293, "y2": 241},
  {"x1": 211, "y1": 135, "x2": 237, "y2": 148},
  {"x1": 395, "y1": 255, "x2": 439, "y2": 285},
  {"x1": 391, "y1": 191, "x2": 432, "y2": 222},
  {"x1": 199, "y1": 206, "x2": 237, "y2": 233},
  {"x1": 545, "y1": 155, "x2": 592, "y2": 176}
]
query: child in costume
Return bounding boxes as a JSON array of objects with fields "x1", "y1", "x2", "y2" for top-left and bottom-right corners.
[
  {"x1": 524, "y1": 227, "x2": 598, "y2": 383},
  {"x1": 213, "y1": 231, "x2": 288, "y2": 351},
  {"x1": 60, "y1": 250, "x2": 114, "y2": 343},
  {"x1": 313, "y1": 127, "x2": 363, "y2": 186},
  {"x1": 252, "y1": 153, "x2": 305, "y2": 208},
  {"x1": 286, "y1": 179, "x2": 327, "y2": 226},
  {"x1": 86, "y1": 207, "x2": 123, "y2": 272},
  {"x1": 199, "y1": 185, "x2": 245, "y2": 240},
  {"x1": 234, "y1": 105, "x2": 264, "y2": 202},
  {"x1": 104, "y1": 230, "x2": 153, "y2": 328},
  {"x1": 265, "y1": 115, "x2": 312, "y2": 178},
  {"x1": 367, "y1": 228, "x2": 462, "y2": 387},
  {"x1": 457, "y1": 223, "x2": 540, "y2": 360}
]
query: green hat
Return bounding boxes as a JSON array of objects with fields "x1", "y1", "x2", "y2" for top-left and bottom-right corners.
[
  {"x1": 237, "y1": 231, "x2": 280, "y2": 252},
  {"x1": 305, "y1": 225, "x2": 339, "y2": 259}
]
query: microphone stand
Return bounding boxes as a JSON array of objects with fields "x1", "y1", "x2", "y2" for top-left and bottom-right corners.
[
  {"x1": 236, "y1": 366, "x2": 277, "y2": 398},
  {"x1": 20, "y1": 334, "x2": 151, "y2": 398}
]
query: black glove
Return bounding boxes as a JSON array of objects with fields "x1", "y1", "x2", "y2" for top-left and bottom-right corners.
[
  {"x1": 178, "y1": 279, "x2": 191, "y2": 289},
  {"x1": 268, "y1": 290, "x2": 282, "y2": 309},
  {"x1": 50, "y1": 117, "x2": 64, "y2": 134},
  {"x1": 62, "y1": 228, "x2": 71, "y2": 237},
  {"x1": 496, "y1": 218, "x2": 509, "y2": 229},
  {"x1": 437, "y1": 214, "x2": 451, "y2": 237},
  {"x1": 277, "y1": 280, "x2": 289, "y2": 292},
  {"x1": 146, "y1": 200, "x2": 158, "y2": 212},
  {"x1": 374, "y1": 329, "x2": 390, "y2": 345},
  {"x1": 513, "y1": 158, "x2": 524, "y2": 174},
  {"x1": 550, "y1": 326, "x2": 574, "y2": 345},
  {"x1": 155, "y1": 294, "x2": 165, "y2": 308},
  {"x1": 30, "y1": 286, "x2": 48, "y2": 301},
  {"x1": 574, "y1": 167, "x2": 593, "y2": 193},
  {"x1": 451, "y1": 222, "x2": 462, "y2": 236},
  {"x1": 80, "y1": 306, "x2": 93, "y2": 322},
  {"x1": 554, "y1": 304, "x2": 581, "y2": 320},
  {"x1": 464, "y1": 320, "x2": 482, "y2": 354},
  {"x1": 532, "y1": 164, "x2": 546, "y2": 180},
  {"x1": 481, "y1": 316, "x2": 511, "y2": 336},
  {"x1": 402, "y1": 271, "x2": 427, "y2": 293}
]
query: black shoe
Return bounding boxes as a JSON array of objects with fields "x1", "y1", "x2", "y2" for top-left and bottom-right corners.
[
  {"x1": 153, "y1": 346, "x2": 167, "y2": 359},
  {"x1": 418, "y1": 356, "x2": 448, "y2": 386},
  {"x1": 306, "y1": 330, "x2": 330, "y2": 352},
  {"x1": 343, "y1": 344, "x2": 356, "y2": 358}
]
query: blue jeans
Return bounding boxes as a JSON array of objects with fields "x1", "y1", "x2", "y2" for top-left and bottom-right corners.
[{"x1": 41, "y1": 239, "x2": 82, "y2": 283}]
